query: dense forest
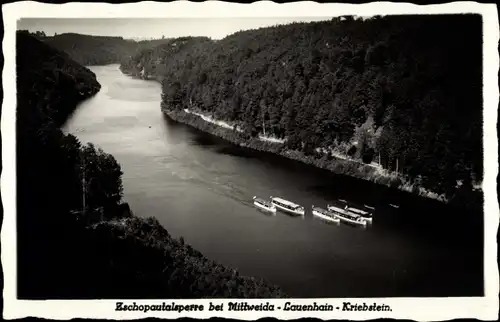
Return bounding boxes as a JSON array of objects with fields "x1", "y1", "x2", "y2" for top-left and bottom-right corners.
[
  {"x1": 120, "y1": 36, "x2": 213, "y2": 80},
  {"x1": 18, "y1": 30, "x2": 170, "y2": 66},
  {"x1": 16, "y1": 31, "x2": 285, "y2": 299},
  {"x1": 120, "y1": 15, "x2": 483, "y2": 207}
]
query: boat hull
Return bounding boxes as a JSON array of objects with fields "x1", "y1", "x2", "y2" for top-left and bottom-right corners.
[
  {"x1": 362, "y1": 217, "x2": 373, "y2": 224},
  {"x1": 345, "y1": 208, "x2": 373, "y2": 224},
  {"x1": 254, "y1": 201, "x2": 276, "y2": 213},
  {"x1": 327, "y1": 205, "x2": 367, "y2": 227},
  {"x1": 312, "y1": 210, "x2": 340, "y2": 224},
  {"x1": 336, "y1": 214, "x2": 367, "y2": 226},
  {"x1": 273, "y1": 202, "x2": 305, "y2": 216}
]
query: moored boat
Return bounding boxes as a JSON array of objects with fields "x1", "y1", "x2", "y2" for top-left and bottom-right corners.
[
  {"x1": 270, "y1": 196, "x2": 305, "y2": 216},
  {"x1": 348, "y1": 207, "x2": 373, "y2": 223},
  {"x1": 338, "y1": 199, "x2": 374, "y2": 224},
  {"x1": 327, "y1": 202, "x2": 367, "y2": 227},
  {"x1": 347, "y1": 207, "x2": 373, "y2": 223},
  {"x1": 312, "y1": 205, "x2": 340, "y2": 224},
  {"x1": 253, "y1": 196, "x2": 276, "y2": 213}
]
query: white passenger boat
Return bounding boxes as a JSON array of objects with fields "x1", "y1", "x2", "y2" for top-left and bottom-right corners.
[
  {"x1": 347, "y1": 207, "x2": 373, "y2": 224},
  {"x1": 270, "y1": 196, "x2": 305, "y2": 216},
  {"x1": 338, "y1": 199, "x2": 374, "y2": 224},
  {"x1": 344, "y1": 203, "x2": 373, "y2": 223},
  {"x1": 327, "y1": 202, "x2": 367, "y2": 227},
  {"x1": 253, "y1": 196, "x2": 276, "y2": 213},
  {"x1": 312, "y1": 206, "x2": 340, "y2": 224}
]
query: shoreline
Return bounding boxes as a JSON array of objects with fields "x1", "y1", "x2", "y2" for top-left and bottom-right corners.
[
  {"x1": 161, "y1": 104, "x2": 456, "y2": 204},
  {"x1": 117, "y1": 65, "x2": 482, "y2": 208}
]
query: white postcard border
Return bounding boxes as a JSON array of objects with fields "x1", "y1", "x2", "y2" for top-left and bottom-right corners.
[{"x1": 2, "y1": 1, "x2": 499, "y2": 320}]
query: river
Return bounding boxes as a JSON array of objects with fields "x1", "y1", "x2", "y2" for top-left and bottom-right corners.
[{"x1": 63, "y1": 64, "x2": 483, "y2": 298}]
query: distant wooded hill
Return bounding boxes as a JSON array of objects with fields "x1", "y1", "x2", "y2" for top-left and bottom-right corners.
[
  {"x1": 121, "y1": 15, "x2": 483, "y2": 204},
  {"x1": 18, "y1": 30, "x2": 171, "y2": 66}
]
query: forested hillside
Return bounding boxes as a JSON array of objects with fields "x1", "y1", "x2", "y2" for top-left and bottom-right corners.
[
  {"x1": 120, "y1": 36, "x2": 213, "y2": 80},
  {"x1": 121, "y1": 14, "x2": 483, "y2": 205},
  {"x1": 16, "y1": 31, "x2": 285, "y2": 299},
  {"x1": 19, "y1": 30, "x2": 170, "y2": 66},
  {"x1": 17, "y1": 31, "x2": 102, "y2": 127}
]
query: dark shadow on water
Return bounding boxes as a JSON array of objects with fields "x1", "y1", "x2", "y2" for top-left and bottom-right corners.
[
  {"x1": 191, "y1": 134, "x2": 218, "y2": 147},
  {"x1": 277, "y1": 211, "x2": 306, "y2": 220},
  {"x1": 254, "y1": 208, "x2": 277, "y2": 217},
  {"x1": 162, "y1": 114, "x2": 218, "y2": 147},
  {"x1": 215, "y1": 145, "x2": 256, "y2": 159},
  {"x1": 162, "y1": 114, "x2": 254, "y2": 158}
]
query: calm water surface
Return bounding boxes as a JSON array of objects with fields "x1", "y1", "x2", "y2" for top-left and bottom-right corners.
[{"x1": 63, "y1": 65, "x2": 483, "y2": 298}]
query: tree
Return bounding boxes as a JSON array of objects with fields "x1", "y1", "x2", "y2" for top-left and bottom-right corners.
[{"x1": 362, "y1": 147, "x2": 375, "y2": 164}]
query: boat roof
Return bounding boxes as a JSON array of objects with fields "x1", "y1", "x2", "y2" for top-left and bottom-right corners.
[
  {"x1": 328, "y1": 203, "x2": 361, "y2": 216},
  {"x1": 271, "y1": 197, "x2": 301, "y2": 208},
  {"x1": 330, "y1": 200, "x2": 349, "y2": 208},
  {"x1": 313, "y1": 206, "x2": 332, "y2": 214},
  {"x1": 337, "y1": 199, "x2": 373, "y2": 213},
  {"x1": 334, "y1": 209, "x2": 361, "y2": 218},
  {"x1": 348, "y1": 207, "x2": 369, "y2": 215}
]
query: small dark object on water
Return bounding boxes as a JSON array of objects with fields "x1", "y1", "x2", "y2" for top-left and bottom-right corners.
[{"x1": 149, "y1": 126, "x2": 152, "y2": 128}]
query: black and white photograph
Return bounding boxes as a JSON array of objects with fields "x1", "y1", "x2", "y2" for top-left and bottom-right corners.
[{"x1": 2, "y1": 1, "x2": 499, "y2": 320}]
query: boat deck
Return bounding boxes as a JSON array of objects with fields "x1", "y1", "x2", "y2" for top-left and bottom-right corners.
[
  {"x1": 337, "y1": 199, "x2": 373, "y2": 217},
  {"x1": 312, "y1": 206, "x2": 334, "y2": 217},
  {"x1": 254, "y1": 197, "x2": 273, "y2": 208},
  {"x1": 271, "y1": 196, "x2": 301, "y2": 209}
]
